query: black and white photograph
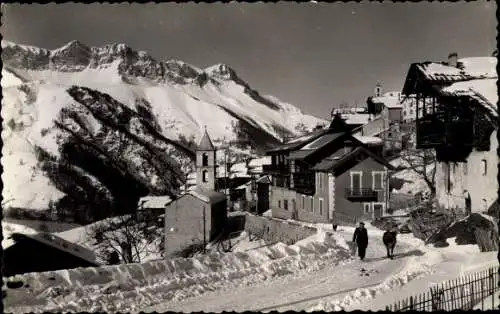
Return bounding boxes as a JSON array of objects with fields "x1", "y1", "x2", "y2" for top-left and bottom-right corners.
[{"x1": 1, "y1": 1, "x2": 499, "y2": 312}]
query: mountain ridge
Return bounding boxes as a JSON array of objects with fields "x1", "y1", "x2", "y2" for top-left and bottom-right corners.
[{"x1": 1, "y1": 40, "x2": 327, "y2": 220}]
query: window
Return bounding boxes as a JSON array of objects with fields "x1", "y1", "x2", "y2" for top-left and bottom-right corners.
[
  {"x1": 202, "y1": 153, "x2": 209, "y2": 166},
  {"x1": 410, "y1": 109, "x2": 414, "y2": 115},
  {"x1": 278, "y1": 200, "x2": 281, "y2": 208},
  {"x1": 316, "y1": 173, "x2": 322, "y2": 190},
  {"x1": 310, "y1": 197, "x2": 314, "y2": 212},
  {"x1": 481, "y1": 159, "x2": 487, "y2": 176},
  {"x1": 372, "y1": 172, "x2": 384, "y2": 190},
  {"x1": 284, "y1": 199, "x2": 288, "y2": 210},
  {"x1": 202, "y1": 170, "x2": 208, "y2": 183},
  {"x1": 350, "y1": 171, "x2": 362, "y2": 192},
  {"x1": 302, "y1": 195, "x2": 306, "y2": 209},
  {"x1": 319, "y1": 198, "x2": 324, "y2": 215},
  {"x1": 363, "y1": 203, "x2": 371, "y2": 213},
  {"x1": 463, "y1": 162, "x2": 468, "y2": 176}
]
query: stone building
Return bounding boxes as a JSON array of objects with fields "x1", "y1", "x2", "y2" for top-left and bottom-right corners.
[{"x1": 164, "y1": 129, "x2": 227, "y2": 257}]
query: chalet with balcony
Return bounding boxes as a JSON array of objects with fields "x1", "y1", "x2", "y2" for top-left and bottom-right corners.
[
  {"x1": 264, "y1": 119, "x2": 395, "y2": 224},
  {"x1": 401, "y1": 53, "x2": 498, "y2": 214}
]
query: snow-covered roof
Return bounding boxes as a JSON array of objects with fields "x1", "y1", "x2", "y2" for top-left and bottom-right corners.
[
  {"x1": 352, "y1": 135, "x2": 384, "y2": 145},
  {"x1": 313, "y1": 146, "x2": 395, "y2": 173},
  {"x1": 300, "y1": 133, "x2": 343, "y2": 150},
  {"x1": 247, "y1": 156, "x2": 271, "y2": 168},
  {"x1": 234, "y1": 175, "x2": 271, "y2": 190},
  {"x1": 458, "y1": 57, "x2": 497, "y2": 78},
  {"x1": 440, "y1": 78, "x2": 498, "y2": 118},
  {"x1": 187, "y1": 189, "x2": 226, "y2": 204},
  {"x1": 138, "y1": 195, "x2": 173, "y2": 209},
  {"x1": 417, "y1": 57, "x2": 497, "y2": 82},
  {"x1": 371, "y1": 93, "x2": 403, "y2": 109},
  {"x1": 342, "y1": 114, "x2": 370, "y2": 125},
  {"x1": 9, "y1": 232, "x2": 101, "y2": 266}
]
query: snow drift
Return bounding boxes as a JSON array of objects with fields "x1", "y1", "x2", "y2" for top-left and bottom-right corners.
[{"x1": 3, "y1": 230, "x2": 351, "y2": 313}]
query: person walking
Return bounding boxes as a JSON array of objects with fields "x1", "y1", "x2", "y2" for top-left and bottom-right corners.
[{"x1": 352, "y1": 222, "x2": 369, "y2": 260}]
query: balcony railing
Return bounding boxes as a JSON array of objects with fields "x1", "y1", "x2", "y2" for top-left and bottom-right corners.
[
  {"x1": 293, "y1": 173, "x2": 315, "y2": 195},
  {"x1": 416, "y1": 116, "x2": 473, "y2": 149},
  {"x1": 262, "y1": 164, "x2": 289, "y2": 174},
  {"x1": 345, "y1": 188, "x2": 378, "y2": 201}
]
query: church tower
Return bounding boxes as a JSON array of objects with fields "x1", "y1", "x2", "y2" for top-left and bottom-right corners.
[
  {"x1": 375, "y1": 83, "x2": 382, "y2": 97},
  {"x1": 196, "y1": 127, "x2": 217, "y2": 192}
]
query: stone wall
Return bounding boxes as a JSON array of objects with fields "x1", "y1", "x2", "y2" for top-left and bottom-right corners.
[{"x1": 243, "y1": 213, "x2": 318, "y2": 245}]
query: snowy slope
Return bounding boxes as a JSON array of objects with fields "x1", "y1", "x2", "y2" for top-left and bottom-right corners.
[{"x1": 2, "y1": 40, "x2": 326, "y2": 211}]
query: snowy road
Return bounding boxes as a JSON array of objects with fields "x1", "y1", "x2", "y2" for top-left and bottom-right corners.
[{"x1": 144, "y1": 229, "x2": 421, "y2": 312}]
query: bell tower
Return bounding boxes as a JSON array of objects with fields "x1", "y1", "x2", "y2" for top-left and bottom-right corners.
[
  {"x1": 375, "y1": 83, "x2": 382, "y2": 97},
  {"x1": 196, "y1": 126, "x2": 217, "y2": 192}
]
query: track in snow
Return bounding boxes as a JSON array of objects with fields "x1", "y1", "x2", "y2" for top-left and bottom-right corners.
[{"x1": 143, "y1": 230, "x2": 422, "y2": 313}]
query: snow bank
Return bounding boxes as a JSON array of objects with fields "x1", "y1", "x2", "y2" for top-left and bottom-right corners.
[
  {"x1": 4, "y1": 230, "x2": 351, "y2": 313},
  {"x1": 2, "y1": 222, "x2": 38, "y2": 249},
  {"x1": 309, "y1": 234, "x2": 498, "y2": 312}
]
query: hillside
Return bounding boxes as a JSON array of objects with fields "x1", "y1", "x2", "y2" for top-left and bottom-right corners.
[{"x1": 1, "y1": 40, "x2": 327, "y2": 220}]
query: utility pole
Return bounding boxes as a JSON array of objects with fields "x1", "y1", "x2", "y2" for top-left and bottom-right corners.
[{"x1": 203, "y1": 205, "x2": 206, "y2": 253}]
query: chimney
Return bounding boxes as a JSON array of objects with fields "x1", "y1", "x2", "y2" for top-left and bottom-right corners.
[{"x1": 447, "y1": 52, "x2": 458, "y2": 67}]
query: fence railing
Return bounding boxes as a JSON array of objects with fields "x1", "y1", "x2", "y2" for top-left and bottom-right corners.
[
  {"x1": 332, "y1": 211, "x2": 358, "y2": 227},
  {"x1": 386, "y1": 267, "x2": 499, "y2": 311}
]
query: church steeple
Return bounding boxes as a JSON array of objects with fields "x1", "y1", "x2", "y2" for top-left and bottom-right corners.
[
  {"x1": 198, "y1": 126, "x2": 215, "y2": 151},
  {"x1": 196, "y1": 126, "x2": 216, "y2": 192}
]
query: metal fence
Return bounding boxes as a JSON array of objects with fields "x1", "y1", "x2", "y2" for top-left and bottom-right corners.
[{"x1": 386, "y1": 267, "x2": 500, "y2": 311}]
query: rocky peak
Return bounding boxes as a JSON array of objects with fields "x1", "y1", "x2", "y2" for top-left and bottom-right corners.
[{"x1": 205, "y1": 63, "x2": 239, "y2": 81}]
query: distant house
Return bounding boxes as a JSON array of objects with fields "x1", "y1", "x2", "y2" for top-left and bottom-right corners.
[
  {"x1": 263, "y1": 122, "x2": 395, "y2": 224},
  {"x1": 233, "y1": 175, "x2": 271, "y2": 214},
  {"x1": 3, "y1": 232, "x2": 101, "y2": 277},
  {"x1": 164, "y1": 129, "x2": 227, "y2": 257},
  {"x1": 137, "y1": 195, "x2": 172, "y2": 226},
  {"x1": 363, "y1": 86, "x2": 406, "y2": 157},
  {"x1": 401, "y1": 52, "x2": 497, "y2": 215}
]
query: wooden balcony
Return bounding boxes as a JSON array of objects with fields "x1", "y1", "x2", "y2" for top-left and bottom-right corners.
[
  {"x1": 416, "y1": 116, "x2": 473, "y2": 149},
  {"x1": 344, "y1": 188, "x2": 378, "y2": 202},
  {"x1": 293, "y1": 173, "x2": 315, "y2": 196},
  {"x1": 262, "y1": 164, "x2": 289, "y2": 174}
]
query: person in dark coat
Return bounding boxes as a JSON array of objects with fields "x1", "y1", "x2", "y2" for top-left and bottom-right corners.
[{"x1": 352, "y1": 222, "x2": 369, "y2": 260}]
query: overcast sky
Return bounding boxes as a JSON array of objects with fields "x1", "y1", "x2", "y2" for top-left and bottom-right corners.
[{"x1": 2, "y1": 2, "x2": 496, "y2": 118}]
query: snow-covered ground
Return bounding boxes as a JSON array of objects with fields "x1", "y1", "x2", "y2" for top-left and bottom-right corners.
[
  {"x1": 3, "y1": 229, "x2": 352, "y2": 313},
  {"x1": 312, "y1": 237, "x2": 499, "y2": 311},
  {"x1": 55, "y1": 216, "x2": 163, "y2": 264},
  {"x1": 3, "y1": 220, "x2": 498, "y2": 313}
]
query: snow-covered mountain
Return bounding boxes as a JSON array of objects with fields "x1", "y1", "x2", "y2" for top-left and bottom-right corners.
[{"x1": 1, "y1": 40, "x2": 326, "y2": 217}]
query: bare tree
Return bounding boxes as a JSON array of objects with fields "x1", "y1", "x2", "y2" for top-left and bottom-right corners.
[
  {"x1": 88, "y1": 213, "x2": 164, "y2": 264},
  {"x1": 400, "y1": 148, "x2": 437, "y2": 196}
]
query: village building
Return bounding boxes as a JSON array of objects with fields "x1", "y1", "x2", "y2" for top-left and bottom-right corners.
[
  {"x1": 401, "y1": 52, "x2": 498, "y2": 215},
  {"x1": 363, "y1": 85, "x2": 408, "y2": 157},
  {"x1": 163, "y1": 129, "x2": 228, "y2": 257},
  {"x1": 232, "y1": 175, "x2": 271, "y2": 214},
  {"x1": 263, "y1": 119, "x2": 395, "y2": 224},
  {"x1": 3, "y1": 232, "x2": 102, "y2": 277}
]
